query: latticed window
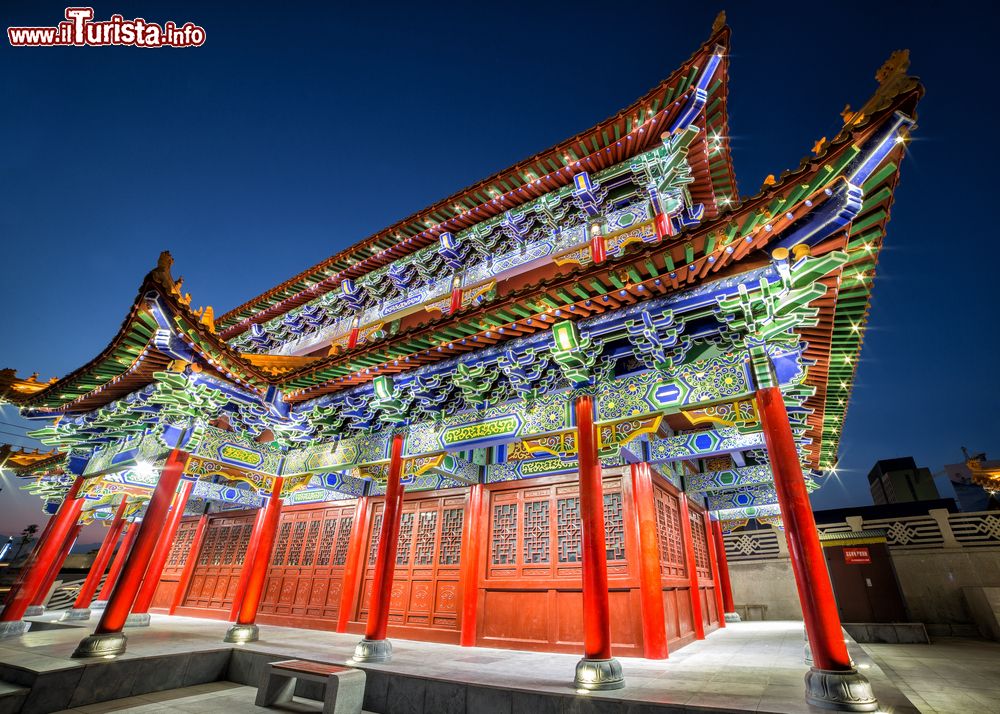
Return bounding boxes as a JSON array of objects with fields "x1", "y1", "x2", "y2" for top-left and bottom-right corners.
[
  {"x1": 491, "y1": 503, "x2": 517, "y2": 565},
  {"x1": 368, "y1": 514, "x2": 383, "y2": 565},
  {"x1": 301, "y1": 519, "x2": 321, "y2": 566},
  {"x1": 654, "y1": 488, "x2": 686, "y2": 577},
  {"x1": 690, "y1": 511, "x2": 712, "y2": 578},
  {"x1": 523, "y1": 500, "x2": 550, "y2": 564},
  {"x1": 316, "y1": 518, "x2": 339, "y2": 566},
  {"x1": 557, "y1": 497, "x2": 581, "y2": 563},
  {"x1": 287, "y1": 521, "x2": 307, "y2": 565},
  {"x1": 220, "y1": 525, "x2": 240, "y2": 565},
  {"x1": 167, "y1": 522, "x2": 196, "y2": 568},
  {"x1": 233, "y1": 524, "x2": 253, "y2": 565},
  {"x1": 603, "y1": 492, "x2": 625, "y2": 560},
  {"x1": 273, "y1": 522, "x2": 292, "y2": 566},
  {"x1": 396, "y1": 512, "x2": 415, "y2": 565},
  {"x1": 414, "y1": 511, "x2": 438, "y2": 565},
  {"x1": 439, "y1": 508, "x2": 463, "y2": 565},
  {"x1": 332, "y1": 515, "x2": 353, "y2": 566}
]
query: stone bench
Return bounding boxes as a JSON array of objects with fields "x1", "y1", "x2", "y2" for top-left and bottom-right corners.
[{"x1": 256, "y1": 659, "x2": 366, "y2": 714}]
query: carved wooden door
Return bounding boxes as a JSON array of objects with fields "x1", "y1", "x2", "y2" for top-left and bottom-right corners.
[
  {"x1": 477, "y1": 474, "x2": 643, "y2": 655},
  {"x1": 357, "y1": 491, "x2": 466, "y2": 642},
  {"x1": 152, "y1": 517, "x2": 200, "y2": 609},
  {"x1": 182, "y1": 511, "x2": 255, "y2": 611},
  {"x1": 259, "y1": 502, "x2": 356, "y2": 626}
]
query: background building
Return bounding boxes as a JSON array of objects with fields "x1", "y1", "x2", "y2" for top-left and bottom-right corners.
[
  {"x1": 944, "y1": 449, "x2": 1000, "y2": 512},
  {"x1": 868, "y1": 457, "x2": 939, "y2": 505}
]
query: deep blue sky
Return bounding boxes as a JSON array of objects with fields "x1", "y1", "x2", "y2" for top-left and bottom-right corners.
[{"x1": 1, "y1": 1, "x2": 996, "y2": 541}]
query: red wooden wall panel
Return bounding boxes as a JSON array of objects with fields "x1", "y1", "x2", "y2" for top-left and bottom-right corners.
[
  {"x1": 652, "y1": 480, "x2": 698, "y2": 648},
  {"x1": 476, "y1": 473, "x2": 645, "y2": 656},
  {"x1": 257, "y1": 501, "x2": 357, "y2": 627},
  {"x1": 182, "y1": 511, "x2": 255, "y2": 611},
  {"x1": 151, "y1": 516, "x2": 200, "y2": 610},
  {"x1": 354, "y1": 490, "x2": 466, "y2": 643}
]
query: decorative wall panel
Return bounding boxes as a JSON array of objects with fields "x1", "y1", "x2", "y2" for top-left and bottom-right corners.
[
  {"x1": 356, "y1": 491, "x2": 466, "y2": 642},
  {"x1": 183, "y1": 511, "x2": 256, "y2": 611},
  {"x1": 258, "y1": 501, "x2": 358, "y2": 625}
]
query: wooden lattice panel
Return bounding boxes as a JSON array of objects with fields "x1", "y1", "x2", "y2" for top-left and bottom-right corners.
[
  {"x1": 486, "y1": 477, "x2": 629, "y2": 581},
  {"x1": 183, "y1": 511, "x2": 256, "y2": 611},
  {"x1": 357, "y1": 491, "x2": 466, "y2": 637},
  {"x1": 259, "y1": 501, "x2": 358, "y2": 624},
  {"x1": 478, "y1": 474, "x2": 643, "y2": 655},
  {"x1": 652, "y1": 484, "x2": 687, "y2": 579}
]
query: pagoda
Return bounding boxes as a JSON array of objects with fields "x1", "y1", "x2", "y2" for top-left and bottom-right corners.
[{"x1": 0, "y1": 14, "x2": 921, "y2": 711}]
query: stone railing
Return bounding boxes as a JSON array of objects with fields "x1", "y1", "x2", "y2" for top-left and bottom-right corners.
[{"x1": 724, "y1": 508, "x2": 1000, "y2": 562}]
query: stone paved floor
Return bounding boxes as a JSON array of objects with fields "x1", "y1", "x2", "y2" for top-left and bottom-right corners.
[
  {"x1": 862, "y1": 637, "x2": 1000, "y2": 714},
  {"x1": 0, "y1": 614, "x2": 925, "y2": 713}
]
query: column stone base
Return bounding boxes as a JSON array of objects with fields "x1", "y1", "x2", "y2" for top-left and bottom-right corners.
[
  {"x1": 72, "y1": 631, "x2": 127, "y2": 658},
  {"x1": 0, "y1": 621, "x2": 31, "y2": 638},
  {"x1": 90, "y1": 600, "x2": 108, "y2": 610},
  {"x1": 224, "y1": 624, "x2": 259, "y2": 643},
  {"x1": 24, "y1": 606, "x2": 45, "y2": 617},
  {"x1": 724, "y1": 612, "x2": 742, "y2": 623},
  {"x1": 574, "y1": 657, "x2": 625, "y2": 691},
  {"x1": 60, "y1": 608, "x2": 92, "y2": 622},
  {"x1": 124, "y1": 613, "x2": 150, "y2": 628},
  {"x1": 353, "y1": 638, "x2": 392, "y2": 663},
  {"x1": 804, "y1": 668, "x2": 878, "y2": 712}
]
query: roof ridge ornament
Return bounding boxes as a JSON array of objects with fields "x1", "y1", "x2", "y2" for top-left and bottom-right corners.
[
  {"x1": 712, "y1": 11, "x2": 726, "y2": 34},
  {"x1": 841, "y1": 49, "x2": 919, "y2": 132},
  {"x1": 150, "y1": 250, "x2": 176, "y2": 291}
]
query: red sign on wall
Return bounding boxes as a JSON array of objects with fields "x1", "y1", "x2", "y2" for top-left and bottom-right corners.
[{"x1": 843, "y1": 546, "x2": 871, "y2": 565}]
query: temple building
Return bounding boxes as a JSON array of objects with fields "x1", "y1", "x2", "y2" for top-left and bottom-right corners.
[{"x1": 0, "y1": 15, "x2": 922, "y2": 712}]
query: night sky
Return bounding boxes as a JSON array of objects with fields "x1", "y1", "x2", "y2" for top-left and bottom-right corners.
[{"x1": 1, "y1": 1, "x2": 996, "y2": 544}]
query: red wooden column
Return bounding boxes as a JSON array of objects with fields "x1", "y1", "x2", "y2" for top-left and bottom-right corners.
[
  {"x1": 63, "y1": 498, "x2": 130, "y2": 621},
  {"x1": 336, "y1": 496, "x2": 371, "y2": 632},
  {"x1": 702, "y1": 514, "x2": 726, "y2": 629},
  {"x1": 711, "y1": 520, "x2": 739, "y2": 622},
  {"x1": 229, "y1": 507, "x2": 267, "y2": 620},
  {"x1": 353, "y1": 433, "x2": 405, "y2": 663},
  {"x1": 128, "y1": 480, "x2": 194, "y2": 624},
  {"x1": 224, "y1": 476, "x2": 285, "y2": 643},
  {"x1": 94, "y1": 520, "x2": 139, "y2": 606},
  {"x1": 30, "y1": 522, "x2": 83, "y2": 611},
  {"x1": 458, "y1": 482, "x2": 484, "y2": 647},
  {"x1": 169, "y1": 512, "x2": 209, "y2": 614},
  {"x1": 629, "y1": 462, "x2": 668, "y2": 659},
  {"x1": 573, "y1": 395, "x2": 624, "y2": 690},
  {"x1": 677, "y1": 494, "x2": 705, "y2": 640},
  {"x1": 0, "y1": 476, "x2": 84, "y2": 637},
  {"x1": 72, "y1": 449, "x2": 189, "y2": 658},
  {"x1": 757, "y1": 385, "x2": 877, "y2": 710}
]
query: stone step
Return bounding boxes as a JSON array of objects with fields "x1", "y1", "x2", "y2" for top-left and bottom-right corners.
[
  {"x1": 843, "y1": 622, "x2": 929, "y2": 644},
  {"x1": 0, "y1": 679, "x2": 30, "y2": 714}
]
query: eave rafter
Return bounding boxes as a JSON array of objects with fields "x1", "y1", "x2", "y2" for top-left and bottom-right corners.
[{"x1": 215, "y1": 17, "x2": 736, "y2": 339}]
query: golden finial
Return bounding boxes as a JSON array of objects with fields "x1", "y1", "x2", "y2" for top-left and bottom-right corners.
[
  {"x1": 712, "y1": 11, "x2": 726, "y2": 34},
  {"x1": 762, "y1": 174, "x2": 776, "y2": 187},
  {"x1": 200, "y1": 306, "x2": 216, "y2": 333},
  {"x1": 180, "y1": 292, "x2": 192, "y2": 307},
  {"x1": 812, "y1": 137, "x2": 827, "y2": 156}
]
